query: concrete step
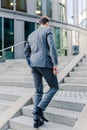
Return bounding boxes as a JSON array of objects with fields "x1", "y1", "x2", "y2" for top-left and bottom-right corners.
[
  {"x1": 0, "y1": 66, "x2": 7, "y2": 73},
  {"x1": 0, "y1": 86, "x2": 33, "y2": 93},
  {"x1": 74, "y1": 66, "x2": 87, "y2": 71},
  {"x1": 6, "y1": 59, "x2": 28, "y2": 68},
  {"x1": 64, "y1": 77, "x2": 87, "y2": 84},
  {"x1": 0, "y1": 80, "x2": 47, "y2": 88},
  {"x1": 0, "y1": 86, "x2": 34, "y2": 101},
  {"x1": 0, "y1": 81, "x2": 34, "y2": 88},
  {"x1": 0, "y1": 75, "x2": 46, "y2": 83},
  {"x1": 0, "y1": 92, "x2": 20, "y2": 101},
  {"x1": 78, "y1": 62, "x2": 87, "y2": 66},
  {"x1": 6, "y1": 129, "x2": 14, "y2": 130},
  {"x1": 69, "y1": 71, "x2": 87, "y2": 77},
  {"x1": 60, "y1": 83, "x2": 87, "y2": 91},
  {"x1": 0, "y1": 75, "x2": 33, "y2": 81},
  {"x1": 2, "y1": 71, "x2": 31, "y2": 76},
  {"x1": 49, "y1": 96, "x2": 85, "y2": 112},
  {"x1": 4, "y1": 67, "x2": 31, "y2": 73},
  {"x1": 22, "y1": 105, "x2": 80, "y2": 126},
  {"x1": 82, "y1": 57, "x2": 87, "y2": 62},
  {"x1": 0, "y1": 99, "x2": 14, "y2": 112},
  {"x1": 9, "y1": 115, "x2": 72, "y2": 130}
]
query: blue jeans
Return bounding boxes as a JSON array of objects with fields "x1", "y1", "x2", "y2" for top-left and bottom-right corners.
[{"x1": 31, "y1": 67, "x2": 59, "y2": 114}]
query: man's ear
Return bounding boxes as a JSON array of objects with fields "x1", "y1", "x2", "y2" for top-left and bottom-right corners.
[{"x1": 45, "y1": 22, "x2": 49, "y2": 27}]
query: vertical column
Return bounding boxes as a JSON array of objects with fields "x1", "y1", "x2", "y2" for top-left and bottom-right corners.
[
  {"x1": 14, "y1": 0, "x2": 16, "y2": 11},
  {"x1": 52, "y1": 0, "x2": 59, "y2": 20},
  {"x1": 80, "y1": 33, "x2": 87, "y2": 54},
  {"x1": 42, "y1": 0, "x2": 47, "y2": 15},
  {"x1": 0, "y1": 0, "x2": 1, "y2": 8},
  {"x1": 27, "y1": 0, "x2": 36, "y2": 15},
  {"x1": 42, "y1": 0, "x2": 52, "y2": 17},
  {"x1": 46, "y1": 0, "x2": 50, "y2": 17},
  {"x1": 73, "y1": 0, "x2": 78, "y2": 26},
  {"x1": 86, "y1": 0, "x2": 87, "y2": 26},
  {"x1": 14, "y1": 19, "x2": 24, "y2": 59},
  {"x1": 67, "y1": 30, "x2": 72, "y2": 56},
  {"x1": 2, "y1": 18, "x2": 5, "y2": 60}
]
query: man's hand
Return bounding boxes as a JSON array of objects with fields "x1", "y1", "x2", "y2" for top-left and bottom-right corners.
[{"x1": 53, "y1": 65, "x2": 58, "y2": 75}]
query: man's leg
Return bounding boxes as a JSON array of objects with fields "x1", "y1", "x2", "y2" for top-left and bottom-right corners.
[
  {"x1": 37, "y1": 67, "x2": 59, "y2": 111},
  {"x1": 31, "y1": 67, "x2": 44, "y2": 122}
]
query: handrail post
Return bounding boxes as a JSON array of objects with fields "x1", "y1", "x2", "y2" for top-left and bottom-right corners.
[{"x1": 0, "y1": 51, "x2": 6, "y2": 62}]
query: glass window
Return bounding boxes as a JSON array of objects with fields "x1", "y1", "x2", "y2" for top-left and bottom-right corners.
[
  {"x1": 1, "y1": 0, "x2": 14, "y2": 10},
  {"x1": 83, "y1": 0, "x2": 86, "y2": 10},
  {"x1": 59, "y1": 2, "x2": 66, "y2": 22},
  {"x1": 78, "y1": 0, "x2": 87, "y2": 27},
  {"x1": 0, "y1": 18, "x2": 2, "y2": 58},
  {"x1": 36, "y1": 0, "x2": 42, "y2": 15},
  {"x1": 25, "y1": 21, "x2": 35, "y2": 41},
  {"x1": 54, "y1": 27, "x2": 60, "y2": 55},
  {"x1": 72, "y1": 31, "x2": 79, "y2": 55},
  {"x1": 67, "y1": 0, "x2": 73, "y2": 24},
  {"x1": 47, "y1": 0, "x2": 52, "y2": 18},
  {"x1": 78, "y1": 0, "x2": 83, "y2": 25},
  {"x1": 61, "y1": 0, "x2": 66, "y2": 5},
  {"x1": 61, "y1": 29, "x2": 67, "y2": 56},
  {"x1": 16, "y1": 0, "x2": 27, "y2": 12},
  {"x1": 54, "y1": 27, "x2": 67, "y2": 56},
  {"x1": 4, "y1": 18, "x2": 14, "y2": 59}
]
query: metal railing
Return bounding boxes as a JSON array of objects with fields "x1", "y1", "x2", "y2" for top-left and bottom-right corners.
[{"x1": 0, "y1": 41, "x2": 26, "y2": 62}]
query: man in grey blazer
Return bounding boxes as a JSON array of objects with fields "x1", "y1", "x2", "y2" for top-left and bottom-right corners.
[{"x1": 24, "y1": 16, "x2": 59, "y2": 128}]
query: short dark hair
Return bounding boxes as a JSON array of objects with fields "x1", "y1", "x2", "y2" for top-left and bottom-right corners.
[{"x1": 39, "y1": 16, "x2": 49, "y2": 25}]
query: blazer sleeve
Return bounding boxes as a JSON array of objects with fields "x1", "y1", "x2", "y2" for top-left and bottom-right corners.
[
  {"x1": 24, "y1": 41, "x2": 31, "y2": 65},
  {"x1": 47, "y1": 27, "x2": 58, "y2": 66}
]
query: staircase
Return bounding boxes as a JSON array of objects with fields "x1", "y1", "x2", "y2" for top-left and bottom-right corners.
[
  {"x1": 7, "y1": 91, "x2": 87, "y2": 130},
  {"x1": 0, "y1": 55, "x2": 87, "y2": 130},
  {"x1": 60, "y1": 56, "x2": 87, "y2": 91},
  {"x1": 0, "y1": 56, "x2": 73, "y2": 114},
  {"x1": 0, "y1": 60, "x2": 34, "y2": 121}
]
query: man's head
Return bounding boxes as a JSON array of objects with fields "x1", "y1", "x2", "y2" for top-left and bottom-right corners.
[{"x1": 39, "y1": 16, "x2": 49, "y2": 27}]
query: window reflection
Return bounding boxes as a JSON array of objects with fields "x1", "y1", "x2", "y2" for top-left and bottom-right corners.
[
  {"x1": 16, "y1": 0, "x2": 27, "y2": 12},
  {"x1": 25, "y1": 21, "x2": 35, "y2": 41},
  {"x1": 54, "y1": 27, "x2": 67, "y2": 56},
  {"x1": 0, "y1": 18, "x2": 2, "y2": 58},
  {"x1": 67, "y1": 0, "x2": 73, "y2": 24},
  {"x1": 78, "y1": 0, "x2": 87, "y2": 27},
  {"x1": 72, "y1": 31, "x2": 79, "y2": 55},
  {"x1": 47, "y1": 0, "x2": 52, "y2": 18},
  {"x1": 1, "y1": 0, "x2": 14, "y2": 10},
  {"x1": 59, "y1": 1, "x2": 66, "y2": 22},
  {"x1": 36, "y1": 0, "x2": 42, "y2": 15},
  {"x1": 61, "y1": 0, "x2": 66, "y2": 5},
  {"x1": 4, "y1": 18, "x2": 14, "y2": 59},
  {"x1": 54, "y1": 27, "x2": 60, "y2": 55}
]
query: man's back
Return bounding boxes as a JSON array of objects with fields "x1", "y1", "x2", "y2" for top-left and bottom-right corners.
[{"x1": 27, "y1": 27, "x2": 58, "y2": 68}]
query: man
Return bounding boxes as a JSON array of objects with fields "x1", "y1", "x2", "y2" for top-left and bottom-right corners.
[{"x1": 24, "y1": 16, "x2": 59, "y2": 128}]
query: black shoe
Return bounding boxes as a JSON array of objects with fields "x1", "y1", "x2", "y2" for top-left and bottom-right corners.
[
  {"x1": 33, "y1": 119, "x2": 44, "y2": 128},
  {"x1": 35, "y1": 111, "x2": 48, "y2": 122},
  {"x1": 35, "y1": 107, "x2": 49, "y2": 122},
  {"x1": 33, "y1": 107, "x2": 49, "y2": 122}
]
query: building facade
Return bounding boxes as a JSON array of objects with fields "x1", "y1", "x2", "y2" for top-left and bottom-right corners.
[{"x1": 0, "y1": 0, "x2": 87, "y2": 60}]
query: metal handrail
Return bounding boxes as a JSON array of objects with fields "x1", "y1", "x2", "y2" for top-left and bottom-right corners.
[{"x1": 0, "y1": 41, "x2": 26, "y2": 52}]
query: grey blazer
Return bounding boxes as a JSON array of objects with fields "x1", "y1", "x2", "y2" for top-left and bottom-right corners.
[{"x1": 24, "y1": 27, "x2": 58, "y2": 68}]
